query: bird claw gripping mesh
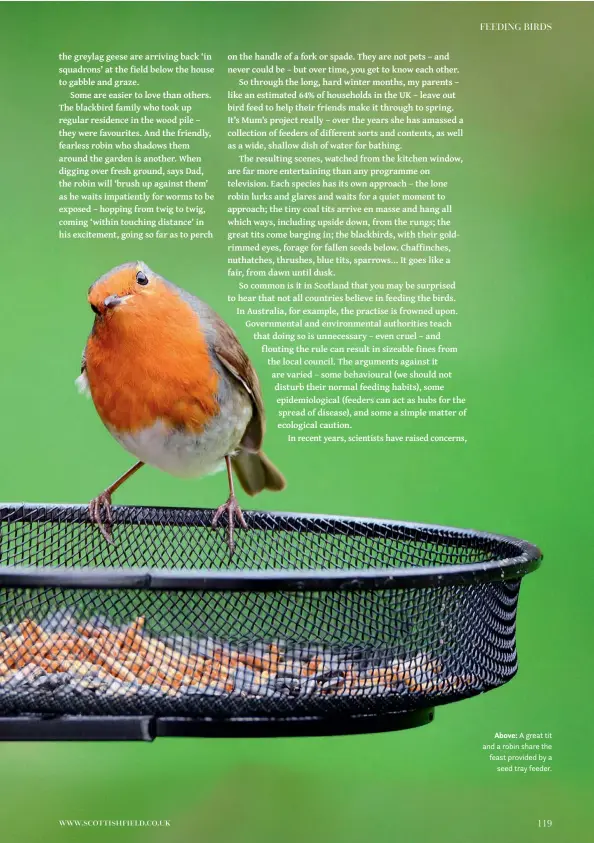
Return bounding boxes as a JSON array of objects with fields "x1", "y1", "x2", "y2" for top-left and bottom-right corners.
[{"x1": 0, "y1": 504, "x2": 541, "y2": 738}]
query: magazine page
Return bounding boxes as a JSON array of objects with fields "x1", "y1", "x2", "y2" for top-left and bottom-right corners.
[{"x1": 0, "y1": 1, "x2": 590, "y2": 841}]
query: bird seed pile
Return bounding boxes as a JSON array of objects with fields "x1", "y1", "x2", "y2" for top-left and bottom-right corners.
[{"x1": 0, "y1": 612, "x2": 477, "y2": 704}]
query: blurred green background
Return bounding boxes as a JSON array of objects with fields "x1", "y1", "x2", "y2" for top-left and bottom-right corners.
[{"x1": 0, "y1": 2, "x2": 591, "y2": 841}]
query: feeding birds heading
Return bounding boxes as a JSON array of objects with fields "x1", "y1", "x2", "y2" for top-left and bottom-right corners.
[{"x1": 77, "y1": 261, "x2": 285, "y2": 549}]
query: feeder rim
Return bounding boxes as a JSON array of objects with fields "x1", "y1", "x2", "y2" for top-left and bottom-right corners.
[{"x1": 0, "y1": 502, "x2": 541, "y2": 592}]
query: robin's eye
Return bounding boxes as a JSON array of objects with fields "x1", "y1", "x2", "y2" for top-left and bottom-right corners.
[
  {"x1": 91, "y1": 304, "x2": 100, "y2": 315},
  {"x1": 136, "y1": 271, "x2": 149, "y2": 286}
]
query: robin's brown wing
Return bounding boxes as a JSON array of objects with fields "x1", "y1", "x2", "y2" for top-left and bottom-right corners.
[
  {"x1": 211, "y1": 315, "x2": 266, "y2": 452},
  {"x1": 163, "y1": 279, "x2": 266, "y2": 452}
]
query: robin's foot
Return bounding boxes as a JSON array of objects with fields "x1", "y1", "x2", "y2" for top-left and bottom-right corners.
[
  {"x1": 212, "y1": 495, "x2": 247, "y2": 552},
  {"x1": 88, "y1": 491, "x2": 114, "y2": 543}
]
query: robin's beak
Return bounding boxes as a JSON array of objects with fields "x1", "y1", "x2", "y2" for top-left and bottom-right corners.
[{"x1": 103, "y1": 294, "x2": 131, "y2": 309}]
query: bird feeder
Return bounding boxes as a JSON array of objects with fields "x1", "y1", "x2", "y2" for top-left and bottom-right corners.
[{"x1": 0, "y1": 504, "x2": 541, "y2": 740}]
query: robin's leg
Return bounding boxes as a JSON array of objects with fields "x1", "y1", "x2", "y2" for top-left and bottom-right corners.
[
  {"x1": 212, "y1": 454, "x2": 247, "y2": 552},
  {"x1": 89, "y1": 461, "x2": 144, "y2": 543}
]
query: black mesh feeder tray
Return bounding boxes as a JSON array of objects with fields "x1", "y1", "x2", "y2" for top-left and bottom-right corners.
[{"x1": 0, "y1": 503, "x2": 541, "y2": 741}]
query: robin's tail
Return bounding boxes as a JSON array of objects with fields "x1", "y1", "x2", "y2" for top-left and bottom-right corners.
[{"x1": 231, "y1": 450, "x2": 286, "y2": 496}]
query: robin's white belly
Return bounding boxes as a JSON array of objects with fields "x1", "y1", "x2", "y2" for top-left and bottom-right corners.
[{"x1": 108, "y1": 404, "x2": 252, "y2": 478}]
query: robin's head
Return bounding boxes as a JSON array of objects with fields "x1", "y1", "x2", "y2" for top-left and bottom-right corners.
[{"x1": 88, "y1": 261, "x2": 161, "y2": 318}]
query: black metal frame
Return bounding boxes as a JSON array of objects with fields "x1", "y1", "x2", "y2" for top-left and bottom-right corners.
[
  {"x1": 0, "y1": 503, "x2": 542, "y2": 740},
  {"x1": 0, "y1": 503, "x2": 542, "y2": 591},
  {"x1": 0, "y1": 709, "x2": 434, "y2": 740}
]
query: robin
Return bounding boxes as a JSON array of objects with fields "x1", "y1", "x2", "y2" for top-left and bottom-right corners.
[{"x1": 77, "y1": 261, "x2": 285, "y2": 549}]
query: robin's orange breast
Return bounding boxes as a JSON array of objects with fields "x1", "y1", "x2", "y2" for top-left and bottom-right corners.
[{"x1": 85, "y1": 287, "x2": 219, "y2": 434}]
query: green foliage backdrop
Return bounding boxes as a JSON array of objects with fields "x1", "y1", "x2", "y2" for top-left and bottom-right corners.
[{"x1": 0, "y1": 3, "x2": 591, "y2": 841}]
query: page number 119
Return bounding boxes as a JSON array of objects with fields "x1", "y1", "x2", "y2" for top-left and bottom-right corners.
[{"x1": 538, "y1": 820, "x2": 553, "y2": 828}]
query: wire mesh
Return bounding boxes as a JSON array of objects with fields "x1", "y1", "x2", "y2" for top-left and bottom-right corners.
[{"x1": 0, "y1": 504, "x2": 540, "y2": 723}]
